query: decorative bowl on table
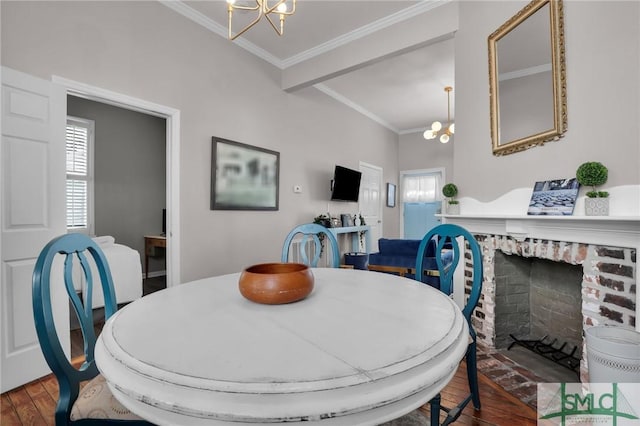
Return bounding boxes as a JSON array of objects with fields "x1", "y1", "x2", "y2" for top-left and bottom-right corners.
[{"x1": 239, "y1": 263, "x2": 314, "y2": 305}]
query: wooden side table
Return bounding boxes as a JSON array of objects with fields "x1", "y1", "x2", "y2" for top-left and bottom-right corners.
[{"x1": 144, "y1": 235, "x2": 166, "y2": 279}]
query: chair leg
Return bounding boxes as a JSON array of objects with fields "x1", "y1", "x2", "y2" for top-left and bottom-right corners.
[
  {"x1": 429, "y1": 393, "x2": 441, "y2": 426},
  {"x1": 466, "y1": 341, "x2": 481, "y2": 410}
]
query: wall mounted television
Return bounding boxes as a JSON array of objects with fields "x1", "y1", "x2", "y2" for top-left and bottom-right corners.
[{"x1": 330, "y1": 165, "x2": 362, "y2": 202}]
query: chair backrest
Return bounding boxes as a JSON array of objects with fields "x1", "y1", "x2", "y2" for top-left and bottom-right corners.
[
  {"x1": 32, "y1": 233, "x2": 118, "y2": 424},
  {"x1": 415, "y1": 224, "x2": 483, "y2": 324},
  {"x1": 281, "y1": 223, "x2": 340, "y2": 268}
]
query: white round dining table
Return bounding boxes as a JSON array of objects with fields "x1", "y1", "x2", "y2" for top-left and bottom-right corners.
[{"x1": 95, "y1": 267, "x2": 468, "y2": 425}]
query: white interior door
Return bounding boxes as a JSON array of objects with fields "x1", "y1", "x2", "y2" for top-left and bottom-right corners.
[
  {"x1": 1, "y1": 67, "x2": 67, "y2": 392},
  {"x1": 358, "y1": 162, "x2": 382, "y2": 252}
]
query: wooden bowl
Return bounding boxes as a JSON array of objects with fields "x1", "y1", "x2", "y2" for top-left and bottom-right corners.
[{"x1": 239, "y1": 263, "x2": 314, "y2": 305}]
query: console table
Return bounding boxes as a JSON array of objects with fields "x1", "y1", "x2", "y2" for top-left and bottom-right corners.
[
  {"x1": 143, "y1": 235, "x2": 166, "y2": 279},
  {"x1": 328, "y1": 225, "x2": 371, "y2": 254}
]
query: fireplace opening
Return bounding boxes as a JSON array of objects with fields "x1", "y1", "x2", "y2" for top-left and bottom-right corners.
[{"x1": 493, "y1": 251, "x2": 583, "y2": 382}]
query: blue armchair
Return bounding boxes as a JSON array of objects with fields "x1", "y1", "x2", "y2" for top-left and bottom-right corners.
[{"x1": 367, "y1": 238, "x2": 452, "y2": 288}]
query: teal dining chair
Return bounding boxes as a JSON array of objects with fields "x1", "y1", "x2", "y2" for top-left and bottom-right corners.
[
  {"x1": 415, "y1": 224, "x2": 484, "y2": 426},
  {"x1": 281, "y1": 223, "x2": 341, "y2": 268},
  {"x1": 32, "y1": 233, "x2": 151, "y2": 425}
]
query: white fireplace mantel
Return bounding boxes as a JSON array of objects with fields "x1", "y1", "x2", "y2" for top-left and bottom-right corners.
[
  {"x1": 440, "y1": 214, "x2": 640, "y2": 249},
  {"x1": 440, "y1": 185, "x2": 640, "y2": 332},
  {"x1": 440, "y1": 185, "x2": 640, "y2": 248}
]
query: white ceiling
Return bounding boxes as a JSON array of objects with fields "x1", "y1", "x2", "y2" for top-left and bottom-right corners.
[{"x1": 168, "y1": 0, "x2": 455, "y2": 135}]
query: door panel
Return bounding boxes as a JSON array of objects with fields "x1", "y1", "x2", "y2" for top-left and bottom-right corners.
[
  {"x1": 403, "y1": 202, "x2": 442, "y2": 239},
  {"x1": 359, "y1": 163, "x2": 382, "y2": 252},
  {"x1": 1, "y1": 67, "x2": 67, "y2": 392},
  {"x1": 6, "y1": 137, "x2": 47, "y2": 226},
  {"x1": 7, "y1": 260, "x2": 40, "y2": 349}
]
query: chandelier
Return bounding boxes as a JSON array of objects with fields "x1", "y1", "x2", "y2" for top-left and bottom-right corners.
[
  {"x1": 423, "y1": 86, "x2": 455, "y2": 143},
  {"x1": 226, "y1": 0, "x2": 296, "y2": 41}
]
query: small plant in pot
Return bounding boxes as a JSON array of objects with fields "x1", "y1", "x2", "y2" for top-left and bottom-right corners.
[
  {"x1": 576, "y1": 161, "x2": 609, "y2": 216},
  {"x1": 356, "y1": 214, "x2": 367, "y2": 248},
  {"x1": 442, "y1": 183, "x2": 460, "y2": 214},
  {"x1": 313, "y1": 214, "x2": 330, "y2": 255}
]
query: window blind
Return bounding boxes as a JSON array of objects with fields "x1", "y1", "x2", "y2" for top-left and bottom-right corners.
[{"x1": 65, "y1": 118, "x2": 92, "y2": 230}]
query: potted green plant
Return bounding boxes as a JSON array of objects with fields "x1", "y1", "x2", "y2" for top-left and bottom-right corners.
[
  {"x1": 576, "y1": 161, "x2": 609, "y2": 216},
  {"x1": 313, "y1": 213, "x2": 331, "y2": 228},
  {"x1": 442, "y1": 183, "x2": 460, "y2": 214},
  {"x1": 313, "y1": 214, "x2": 331, "y2": 255},
  {"x1": 356, "y1": 213, "x2": 366, "y2": 248}
]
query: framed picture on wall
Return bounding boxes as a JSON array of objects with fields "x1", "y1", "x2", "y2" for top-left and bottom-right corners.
[
  {"x1": 387, "y1": 183, "x2": 396, "y2": 207},
  {"x1": 211, "y1": 137, "x2": 280, "y2": 210}
]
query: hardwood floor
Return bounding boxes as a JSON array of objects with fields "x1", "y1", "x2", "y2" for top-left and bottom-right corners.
[
  {"x1": 1, "y1": 369, "x2": 58, "y2": 426},
  {"x1": 1, "y1": 360, "x2": 537, "y2": 426}
]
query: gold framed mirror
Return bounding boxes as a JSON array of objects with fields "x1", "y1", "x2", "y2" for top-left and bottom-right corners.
[{"x1": 488, "y1": 0, "x2": 567, "y2": 156}]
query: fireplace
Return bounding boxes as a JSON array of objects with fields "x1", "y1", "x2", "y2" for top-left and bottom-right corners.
[
  {"x1": 493, "y1": 251, "x2": 584, "y2": 375},
  {"x1": 492, "y1": 252, "x2": 583, "y2": 352},
  {"x1": 465, "y1": 234, "x2": 636, "y2": 382},
  {"x1": 442, "y1": 185, "x2": 639, "y2": 384}
]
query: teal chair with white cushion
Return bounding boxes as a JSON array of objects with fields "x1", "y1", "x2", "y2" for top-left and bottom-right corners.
[
  {"x1": 281, "y1": 223, "x2": 340, "y2": 268},
  {"x1": 32, "y1": 233, "x2": 152, "y2": 425}
]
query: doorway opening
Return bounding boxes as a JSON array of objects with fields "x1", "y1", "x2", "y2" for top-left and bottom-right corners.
[
  {"x1": 53, "y1": 75, "x2": 181, "y2": 288},
  {"x1": 400, "y1": 168, "x2": 445, "y2": 239}
]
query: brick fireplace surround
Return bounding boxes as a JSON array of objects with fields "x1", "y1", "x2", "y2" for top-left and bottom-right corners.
[
  {"x1": 441, "y1": 185, "x2": 639, "y2": 406},
  {"x1": 472, "y1": 234, "x2": 635, "y2": 382}
]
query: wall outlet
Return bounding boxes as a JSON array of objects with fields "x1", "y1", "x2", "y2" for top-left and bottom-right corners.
[{"x1": 293, "y1": 185, "x2": 302, "y2": 193}]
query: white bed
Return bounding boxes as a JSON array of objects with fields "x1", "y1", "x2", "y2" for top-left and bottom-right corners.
[{"x1": 71, "y1": 236, "x2": 143, "y2": 309}]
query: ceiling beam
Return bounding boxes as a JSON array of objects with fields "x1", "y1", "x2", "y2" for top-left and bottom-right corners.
[{"x1": 281, "y1": 1, "x2": 459, "y2": 92}]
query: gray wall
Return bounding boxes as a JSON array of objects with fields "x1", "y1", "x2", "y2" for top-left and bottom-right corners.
[
  {"x1": 5, "y1": 1, "x2": 638, "y2": 282},
  {"x1": 399, "y1": 1, "x2": 640, "y2": 201},
  {"x1": 453, "y1": 0, "x2": 640, "y2": 201},
  {"x1": 1, "y1": 1, "x2": 400, "y2": 283},
  {"x1": 399, "y1": 132, "x2": 454, "y2": 180},
  {"x1": 499, "y1": 71, "x2": 555, "y2": 143},
  {"x1": 67, "y1": 96, "x2": 166, "y2": 275}
]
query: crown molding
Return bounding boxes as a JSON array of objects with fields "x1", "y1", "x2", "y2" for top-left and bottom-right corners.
[
  {"x1": 400, "y1": 126, "x2": 429, "y2": 136},
  {"x1": 160, "y1": 0, "x2": 450, "y2": 135},
  {"x1": 282, "y1": 0, "x2": 451, "y2": 69},
  {"x1": 314, "y1": 84, "x2": 398, "y2": 133},
  {"x1": 159, "y1": 0, "x2": 285, "y2": 68},
  {"x1": 160, "y1": 0, "x2": 450, "y2": 71}
]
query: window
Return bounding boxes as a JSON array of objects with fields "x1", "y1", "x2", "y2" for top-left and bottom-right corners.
[
  {"x1": 66, "y1": 116, "x2": 94, "y2": 234},
  {"x1": 401, "y1": 172, "x2": 442, "y2": 203}
]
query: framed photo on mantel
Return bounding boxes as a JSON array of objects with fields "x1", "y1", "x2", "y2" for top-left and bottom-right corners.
[
  {"x1": 527, "y1": 178, "x2": 579, "y2": 216},
  {"x1": 211, "y1": 137, "x2": 280, "y2": 210}
]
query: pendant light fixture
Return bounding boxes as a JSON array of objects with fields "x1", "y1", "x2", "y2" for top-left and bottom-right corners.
[
  {"x1": 424, "y1": 86, "x2": 455, "y2": 143},
  {"x1": 226, "y1": 0, "x2": 296, "y2": 41}
]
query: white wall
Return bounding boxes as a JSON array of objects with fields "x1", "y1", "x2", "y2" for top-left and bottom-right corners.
[
  {"x1": 1, "y1": 1, "x2": 400, "y2": 283},
  {"x1": 454, "y1": 0, "x2": 640, "y2": 201}
]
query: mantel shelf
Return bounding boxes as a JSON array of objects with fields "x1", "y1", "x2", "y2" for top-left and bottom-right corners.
[
  {"x1": 438, "y1": 214, "x2": 640, "y2": 222},
  {"x1": 440, "y1": 214, "x2": 640, "y2": 250}
]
